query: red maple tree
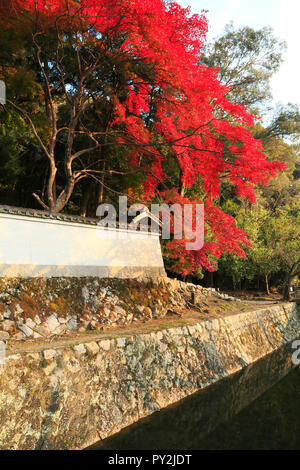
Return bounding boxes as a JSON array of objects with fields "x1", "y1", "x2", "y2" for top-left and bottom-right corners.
[{"x1": 0, "y1": 0, "x2": 286, "y2": 275}]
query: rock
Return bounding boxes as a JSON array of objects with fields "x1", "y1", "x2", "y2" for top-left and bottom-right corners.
[
  {"x1": 66, "y1": 316, "x2": 77, "y2": 331},
  {"x1": 6, "y1": 353, "x2": 21, "y2": 361},
  {"x1": 2, "y1": 320, "x2": 15, "y2": 332},
  {"x1": 110, "y1": 295, "x2": 119, "y2": 305},
  {"x1": 73, "y1": 343, "x2": 86, "y2": 355},
  {"x1": 103, "y1": 307, "x2": 111, "y2": 317},
  {"x1": 44, "y1": 361, "x2": 56, "y2": 376},
  {"x1": 27, "y1": 352, "x2": 40, "y2": 361},
  {"x1": 117, "y1": 337, "x2": 126, "y2": 348},
  {"x1": 58, "y1": 317, "x2": 68, "y2": 324},
  {"x1": 14, "y1": 304, "x2": 23, "y2": 315},
  {"x1": 43, "y1": 349, "x2": 56, "y2": 361},
  {"x1": 85, "y1": 342, "x2": 100, "y2": 355},
  {"x1": 3, "y1": 310, "x2": 11, "y2": 319},
  {"x1": 127, "y1": 313, "x2": 133, "y2": 322},
  {"x1": 0, "y1": 341, "x2": 5, "y2": 360},
  {"x1": 114, "y1": 305, "x2": 126, "y2": 316},
  {"x1": 25, "y1": 318, "x2": 36, "y2": 329},
  {"x1": 187, "y1": 325, "x2": 197, "y2": 335},
  {"x1": 82, "y1": 287, "x2": 90, "y2": 305},
  {"x1": 143, "y1": 307, "x2": 152, "y2": 319},
  {"x1": 35, "y1": 325, "x2": 51, "y2": 337},
  {"x1": 160, "y1": 343, "x2": 168, "y2": 352},
  {"x1": 160, "y1": 307, "x2": 168, "y2": 318},
  {"x1": 13, "y1": 332, "x2": 26, "y2": 341},
  {"x1": 99, "y1": 287, "x2": 107, "y2": 298},
  {"x1": 34, "y1": 315, "x2": 41, "y2": 325},
  {"x1": 87, "y1": 322, "x2": 96, "y2": 331},
  {"x1": 99, "y1": 339, "x2": 110, "y2": 351},
  {"x1": 156, "y1": 331, "x2": 163, "y2": 341},
  {"x1": 18, "y1": 324, "x2": 33, "y2": 337},
  {"x1": 45, "y1": 314, "x2": 60, "y2": 332},
  {"x1": 0, "y1": 331, "x2": 9, "y2": 340},
  {"x1": 151, "y1": 306, "x2": 159, "y2": 317},
  {"x1": 191, "y1": 292, "x2": 201, "y2": 305},
  {"x1": 33, "y1": 332, "x2": 42, "y2": 339},
  {"x1": 54, "y1": 324, "x2": 67, "y2": 335}
]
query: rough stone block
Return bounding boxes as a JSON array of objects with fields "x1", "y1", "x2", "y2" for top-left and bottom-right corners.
[
  {"x1": 73, "y1": 343, "x2": 86, "y2": 355},
  {"x1": 43, "y1": 349, "x2": 56, "y2": 361},
  {"x1": 46, "y1": 315, "x2": 60, "y2": 332},
  {"x1": 99, "y1": 339, "x2": 111, "y2": 351},
  {"x1": 85, "y1": 342, "x2": 100, "y2": 355},
  {"x1": 18, "y1": 325, "x2": 33, "y2": 337},
  {"x1": 117, "y1": 337, "x2": 126, "y2": 348},
  {"x1": 25, "y1": 318, "x2": 36, "y2": 329},
  {"x1": 0, "y1": 332, "x2": 9, "y2": 340}
]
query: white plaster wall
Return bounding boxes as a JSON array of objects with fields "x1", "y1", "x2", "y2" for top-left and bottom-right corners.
[{"x1": 0, "y1": 213, "x2": 165, "y2": 278}]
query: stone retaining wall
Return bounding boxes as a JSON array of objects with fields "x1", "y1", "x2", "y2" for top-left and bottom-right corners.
[{"x1": 0, "y1": 302, "x2": 299, "y2": 450}]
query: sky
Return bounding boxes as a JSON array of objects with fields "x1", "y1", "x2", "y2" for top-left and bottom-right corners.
[{"x1": 178, "y1": 0, "x2": 300, "y2": 112}]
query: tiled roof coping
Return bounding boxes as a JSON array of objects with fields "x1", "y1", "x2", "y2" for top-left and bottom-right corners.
[{"x1": 0, "y1": 205, "x2": 156, "y2": 232}]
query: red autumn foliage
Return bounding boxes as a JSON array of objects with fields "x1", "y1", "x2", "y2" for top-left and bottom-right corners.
[
  {"x1": 1, "y1": 0, "x2": 286, "y2": 275},
  {"x1": 157, "y1": 190, "x2": 251, "y2": 276}
]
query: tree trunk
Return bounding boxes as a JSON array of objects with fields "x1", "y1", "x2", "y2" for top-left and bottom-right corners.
[
  {"x1": 80, "y1": 183, "x2": 92, "y2": 217},
  {"x1": 97, "y1": 160, "x2": 106, "y2": 205},
  {"x1": 283, "y1": 275, "x2": 292, "y2": 301},
  {"x1": 179, "y1": 168, "x2": 186, "y2": 197},
  {"x1": 265, "y1": 273, "x2": 270, "y2": 295},
  {"x1": 180, "y1": 181, "x2": 186, "y2": 197},
  {"x1": 283, "y1": 261, "x2": 300, "y2": 300},
  {"x1": 47, "y1": 160, "x2": 58, "y2": 210},
  {"x1": 50, "y1": 177, "x2": 75, "y2": 213}
]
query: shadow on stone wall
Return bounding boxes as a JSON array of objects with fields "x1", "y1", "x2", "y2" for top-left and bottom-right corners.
[{"x1": 88, "y1": 343, "x2": 295, "y2": 450}]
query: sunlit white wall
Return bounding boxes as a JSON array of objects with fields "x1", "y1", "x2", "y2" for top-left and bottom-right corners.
[{"x1": 0, "y1": 214, "x2": 165, "y2": 278}]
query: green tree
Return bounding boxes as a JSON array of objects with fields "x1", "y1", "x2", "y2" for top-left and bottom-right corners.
[
  {"x1": 202, "y1": 24, "x2": 299, "y2": 295},
  {"x1": 201, "y1": 24, "x2": 286, "y2": 112}
]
